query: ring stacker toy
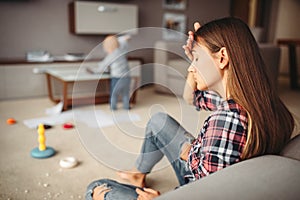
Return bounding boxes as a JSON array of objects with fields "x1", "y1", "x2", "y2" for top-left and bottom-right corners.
[
  {"x1": 31, "y1": 124, "x2": 56, "y2": 159},
  {"x1": 59, "y1": 157, "x2": 78, "y2": 169}
]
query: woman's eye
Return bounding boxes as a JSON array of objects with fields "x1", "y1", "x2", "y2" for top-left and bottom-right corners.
[{"x1": 195, "y1": 58, "x2": 198, "y2": 62}]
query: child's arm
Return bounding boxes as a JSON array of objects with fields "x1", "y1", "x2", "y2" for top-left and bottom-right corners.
[
  {"x1": 86, "y1": 57, "x2": 110, "y2": 74},
  {"x1": 117, "y1": 35, "x2": 131, "y2": 49}
]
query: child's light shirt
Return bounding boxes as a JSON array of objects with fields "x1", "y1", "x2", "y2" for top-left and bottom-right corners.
[{"x1": 93, "y1": 36, "x2": 130, "y2": 78}]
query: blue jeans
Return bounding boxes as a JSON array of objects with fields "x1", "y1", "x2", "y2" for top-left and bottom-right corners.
[
  {"x1": 135, "y1": 112, "x2": 194, "y2": 185},
  {"x1": 86, "y1": 179, "x2": 142, "y2": 200},
  {"x1": 110, "y1": 77, "x2": 131, "y2": 110},
  {"x1": 86, "y1": 112, "x2": 194, "y2": 199}
]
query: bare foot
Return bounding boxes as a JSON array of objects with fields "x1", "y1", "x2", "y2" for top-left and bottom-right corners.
[{"x1": 117, "y1": 169, "x2": 146, "y2": 188}]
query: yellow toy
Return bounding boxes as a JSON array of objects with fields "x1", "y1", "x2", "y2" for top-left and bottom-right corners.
[
  {"x1": 30, "y1": 124, "x2": 55, "y2": 159},
  {"x1": 38, "y1": 124, "x2": 46, "y2": 151}
]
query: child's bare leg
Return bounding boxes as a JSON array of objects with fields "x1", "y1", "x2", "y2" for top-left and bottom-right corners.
[{"x1": 117, "y1": 168, "x2": 146, "y2": 188}]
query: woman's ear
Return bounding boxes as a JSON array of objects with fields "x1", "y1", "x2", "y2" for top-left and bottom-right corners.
[{"x1": 218, "y1": 47, "x2": 229, "y2": 69}]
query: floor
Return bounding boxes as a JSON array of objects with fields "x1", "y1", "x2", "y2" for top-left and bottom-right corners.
[{"x1": 0, "y1": 78, "x2": 299, "y2": 200}]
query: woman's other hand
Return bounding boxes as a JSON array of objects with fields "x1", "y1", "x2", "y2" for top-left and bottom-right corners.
[
  {"x1": 180, "y1": 142, "x2": 192, "y2": 161},
  {"x1": 136, "y1": 188, "x2": 160, "y2": 200},
  {"x1": 92, "y1": 185, "x2": 111, "y2": 200}
]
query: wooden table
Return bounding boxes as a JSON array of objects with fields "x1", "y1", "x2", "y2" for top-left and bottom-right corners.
[
  {"x1": 277, "y1": 39, "x2": 300, "y2": 89},
  {"x1": 46, "y1": 67, "x2": 139, "y2": 110}
]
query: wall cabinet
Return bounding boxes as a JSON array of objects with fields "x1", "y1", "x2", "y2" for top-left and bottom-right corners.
[{"x1": 69, "y1": 1, "x2": 138, "y2": 35}]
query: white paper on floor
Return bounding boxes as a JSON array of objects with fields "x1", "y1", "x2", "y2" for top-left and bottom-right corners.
[
  {"x1": 23, "y1": 109, "x2": 140, "y2": 129},
  {"x1": 73, "y1": 110, "x2": 141, "y2": 128},
  {"x1": 45, "y1": 101, "x2": 63, "y2": 115},
  {"x1": 23, "y1": 111, "x2": 74, "y2": 129}
]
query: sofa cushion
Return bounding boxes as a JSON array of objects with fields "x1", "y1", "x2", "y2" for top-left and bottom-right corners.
[
  {"x1": 156, "y1": 155, "x2": 300, "y2": 200},
  {"x1": 280, "y1": 134, "x2": 300, "y2": 161}
]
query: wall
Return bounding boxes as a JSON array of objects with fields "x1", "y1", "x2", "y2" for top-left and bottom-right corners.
[
  {"x1": 0, "y1": 0, "x2": 103, "y2": 59},
  {"x1": 0, "y1": 0, "x2": 231, "y2": 84},
  {"x1": 274, "y1": 0, "x2": 300, "y2": 76}
]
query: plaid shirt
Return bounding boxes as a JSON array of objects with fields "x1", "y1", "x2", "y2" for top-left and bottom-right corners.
[{"x1": 186, "y1": 90, "x2": 248, "y2": 182}]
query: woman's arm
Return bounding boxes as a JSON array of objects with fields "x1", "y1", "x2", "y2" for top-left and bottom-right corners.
[
  {"x1": 182, "y1": 23, "x2": 201, "y2": 104},
  {"x1": 183, "y1": 72, "x2": 196, "y2": 105},
  {"x1": 182, "y1": 31, "x2": 196, "y2": 105}
]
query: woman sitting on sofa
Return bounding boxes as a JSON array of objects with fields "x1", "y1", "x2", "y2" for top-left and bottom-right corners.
[{"x1": 86, "y1": 17, "x2": 295, "y2": 200}]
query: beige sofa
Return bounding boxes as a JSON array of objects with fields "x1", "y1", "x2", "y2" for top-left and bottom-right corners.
[
  {"x1": 156, "y1": 134, "x2": 300, "y2": 200},
  {"x1": 154, "y1": 40, "x2": 281, "y2": 96}
]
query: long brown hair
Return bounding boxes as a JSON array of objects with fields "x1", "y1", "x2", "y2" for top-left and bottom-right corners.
[{"x1": 195, "y1": 17, "x2": 294, "y2": 159}]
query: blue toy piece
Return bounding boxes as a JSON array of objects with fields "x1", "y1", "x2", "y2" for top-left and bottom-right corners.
[{"x1": 30, "y1": 146, "x2": 55, "y2": 159}]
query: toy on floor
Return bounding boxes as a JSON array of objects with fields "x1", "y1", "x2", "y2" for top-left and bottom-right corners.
[
  {"x1": 40, "y1": 124, "x2": 52, "y2": 129},
  {"x1": 6, "y1": 118, "x2": 16, "y2": 125},
  {"x1": 30, "y1": 124, "x2": 55, "y2": 159},
  {"x1": 63, "y1": 122, "x2": 74, "y2": 129},
  {"x1": 59, "y1": 156, "x2": 78, "y2": 169}
]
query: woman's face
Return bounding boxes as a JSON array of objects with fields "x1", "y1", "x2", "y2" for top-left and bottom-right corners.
[{"x1": 189, "y1": 43, "x2": 223, "y2": 91}]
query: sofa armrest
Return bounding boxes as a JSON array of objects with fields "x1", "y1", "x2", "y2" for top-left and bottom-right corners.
[
  {"x1": 281, "y1": 134, "x2": 300, "y2": 161},
  {"x1": 156, "y1": 155, "x2": 300, "y2": 200}
]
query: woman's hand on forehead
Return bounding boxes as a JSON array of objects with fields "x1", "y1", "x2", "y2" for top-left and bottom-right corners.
[
  {"x1": 183, "y1": 22, "x2": 201, "y2": 61},
  {"x1": 194, "y1": 22, "x2": 201, "y2": 31}
]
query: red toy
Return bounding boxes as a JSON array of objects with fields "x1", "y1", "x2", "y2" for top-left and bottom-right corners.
[{"x1": 63, "y1": 123, "x2": 74, "y2": 129}]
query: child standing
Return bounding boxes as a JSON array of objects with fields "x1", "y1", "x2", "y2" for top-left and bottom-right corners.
[{"x1": 88, "y1": 35, "x2": 131, "y2": 110}]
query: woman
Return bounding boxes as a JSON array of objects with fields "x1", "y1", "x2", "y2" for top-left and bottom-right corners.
[{"x1": 86, "y1": 17, "x2": 295, "y2": 200}]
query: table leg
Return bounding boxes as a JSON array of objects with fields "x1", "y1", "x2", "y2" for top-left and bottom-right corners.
[
  {"x1": 288, "y1": 44, "x2": 299, "y2": 89},
  {"x1": 63, "y1": 82, "x2": 69, "y2": 111},
  {"x1": 46, "y1": 74, "x2": 55, "y2": 102},
  {"x1": 130, "y1": 77, "x2": 139, "y2": 104}
]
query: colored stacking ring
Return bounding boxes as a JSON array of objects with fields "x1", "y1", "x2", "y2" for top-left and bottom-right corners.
[
  {"x1": 59, "y1": 157, "x2": 78, "y2": 169},
  {"x1": 30, "y1": 147, "x2": 56, "y2": 159}
]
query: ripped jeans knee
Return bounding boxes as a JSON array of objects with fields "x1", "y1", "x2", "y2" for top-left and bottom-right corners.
[{"x1": 86, "y1": 179, "x2": 139, "y2": 200}]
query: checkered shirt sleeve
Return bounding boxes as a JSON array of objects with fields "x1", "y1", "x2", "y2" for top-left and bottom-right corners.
[{"x1": 186, "y1": 90, "x2": 248, "y2": 182}]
